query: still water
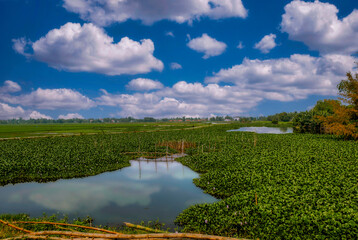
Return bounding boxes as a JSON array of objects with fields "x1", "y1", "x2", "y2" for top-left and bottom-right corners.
[
  {"x1": 227, "y1": 127, "x2": 293, "y2": 134},
  {"x1": 0, "y1": 155, "x2": 216, "y2": 227}
]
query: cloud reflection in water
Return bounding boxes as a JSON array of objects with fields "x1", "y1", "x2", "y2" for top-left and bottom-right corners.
[{"x1": 0, "y1": 159, "x2": 216, "y2": 226}]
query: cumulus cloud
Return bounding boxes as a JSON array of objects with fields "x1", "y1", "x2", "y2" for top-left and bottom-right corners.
[
  {"x1": 63, "y1": 0, "x2": 248, "y2": 26},
  {"x1": 170, "y1": 62, "x2": 182, "y2": 70},
  {"x1": 281, "y1": 0, "x2": 358, "y2": 55},
  {"x1": 187, "y1": 34, "x2": 227, "y2": 59},
  {"x1": 206, "y1": 54, "x2": 356, "y2": 101},
  {"x1": 0, "y1": 103, "x2": 26, "y2": 120},
  {"x1": 254, "y1": 34, "x2": 277, "y2": 53},
  {"x1": 0, "y1": 80, "x2": 21, "y2": 93},
  {"x1": 27, "y1": 111, "x2": 52, "y2": 120},
  {"x1": 96, "y1": 82, "x2": 261, "y2": 118},
  {"x1": 126, "y1": 78, "x2": 164, "y2": 91},
  {"x1": 12, "y1": 38, "x2": 32, "y2": 58},
  {"x1": 0, "y1": 103, "x2": 52, "y2": 120},
  {"x1": 1, "y1": 88, "x2": 95, "y2": 110},
  {"x1": 13, "y1": 23, "x2": 163, "y2": 75},
  {"x1": 58, "y1": 113, "x2": 84, "y2": 119},
  {"x1": 96, "y1": 53, "x2": 356, "y2": 118},
  {"x1": 93, "y1": 53, "x2": 356, "y2": 118}
]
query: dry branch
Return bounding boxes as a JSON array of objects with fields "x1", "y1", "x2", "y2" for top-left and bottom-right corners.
[
  {"x1": 30, "y1": 231, "x2": 250, "y2": 240},
  {"x1": 123, "y1": 222, "x2": 168, "y2": 233},
  {"x1": 0, "y1": 219, "x2": 33, "y2": 234},
  {"x1": 12, "y1": 221, "x2": 120, "y2": 234},
  {"x1": 2, "y1": 235, "x2": 65, "y2": 240}
]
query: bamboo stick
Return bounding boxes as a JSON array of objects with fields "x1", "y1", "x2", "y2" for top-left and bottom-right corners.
[
  {"x1": 0, "y1": 219, "x2": 33, "y2": 234},
  {"x1": 2, "y1": 235, "x2": 65, "y2": 240},
  {"x1": 123, "y1": 222, "x2": 168, "y2": 233},
  {"x1": 13, "y1": 221, "x2": 120, "y2": 234},
  {"x1": 30, "y1": 231, "x2": 250, "y2": 240}
]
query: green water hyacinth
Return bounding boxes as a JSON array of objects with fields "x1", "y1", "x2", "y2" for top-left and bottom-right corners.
[{"x1": 0, "y1": 122, "x2": 357, "y2": 239}]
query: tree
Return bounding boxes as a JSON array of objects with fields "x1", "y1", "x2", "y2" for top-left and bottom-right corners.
[
  {"x1": 319, "y1": 67, "x2": 358, "y2": 139},
  {"x1": 292, "y1": 100, "x2": 337, "y2": 134}
]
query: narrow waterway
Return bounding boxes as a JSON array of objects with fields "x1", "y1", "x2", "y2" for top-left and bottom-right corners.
[
  {"x1": 0, "y1": 155, "x2": 217, "y2": 227},
  {"x1": 227, "y1": 126, "x2": 293, "y2": 134}
]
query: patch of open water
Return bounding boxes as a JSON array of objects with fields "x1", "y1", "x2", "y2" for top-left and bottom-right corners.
[
  {"x1": 0, "y1": 154, "x2": 217, "y2": 227},
  {"x1": 227, "y1": 126, "x2": 293, "y2": 134}
]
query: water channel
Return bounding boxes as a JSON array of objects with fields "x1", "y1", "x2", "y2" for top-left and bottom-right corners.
[
  {"x1": 227, "y1": 126, "x2": 293, "y2": 134},
  {"x1": 0, "y1": 154, "x2": 217, "y2": 227}
]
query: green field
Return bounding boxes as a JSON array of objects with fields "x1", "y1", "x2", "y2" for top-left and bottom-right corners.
[
  {"x1": 0, "y1": 122, "x2": 208, "y2": 139},
  {"x1": 1, "y1": 122, "x2": 357, "y2": 239}
]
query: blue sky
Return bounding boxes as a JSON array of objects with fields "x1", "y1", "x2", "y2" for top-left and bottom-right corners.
[{"x1": 1, "y1": 0, "x2": 358, "y2": 120}]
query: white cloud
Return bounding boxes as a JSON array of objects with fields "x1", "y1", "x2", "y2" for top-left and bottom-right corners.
[
  {"x1": 126, "y1": 78, "x2": 164, "y2": 91},
  {"x1": 63, "y1": 0, "x2": 248, "y2": 26},
  {"x1": 237, "y1": 41, "x2": 244, "y2": 49},
  {"x1": 0, "y1": 80, "x2": 21, "y2": 93},
  {"x1": 27, "y1": 111, "x2": 52, "y2": 120},
  {"x1": 13, "y1": 23, "x2": 163, "y2": 76},
  {"x1": 254, "y1": 34, "x2": 277, "y2": 54},
  {"x1": 12, "y1": 38, "x2": 32, "y2": 58},
  {"x1": 0, "y1": 103, "x2": 52, "y2": 120},
  {"x1": 281, "y1": 0, "x2": 358, "y2": 55},
  {"x1": 166, "y1": 32, "x2": 175, "y2": 37},
  {"x1": 2, "y1": 88, "x2": 95, "y2": 110},
  {"x1": 206, "y1": 54, "x2": 356, "y2": 101},
  {"x1": 187, "y1": 34, "x2": 227, "y2": 59},
  {"x1": 0, "y1": 103, "x2": 26, "y2": 120},
  {"x1": 58, "y1": 113, "x2": 84, "y2": 119},
  {"x1": 97, "y1": 83, "x2": 261, "y2": 118},
  {"x1": 95, "y1": 53, "x2": 356, "y2": 118},
  {"x1": 170, "y1": 62, "x2": 182, "y2": 70}
]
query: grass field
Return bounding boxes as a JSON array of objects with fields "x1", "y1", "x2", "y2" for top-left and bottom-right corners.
[{"x1": 0, "y1": 122, "x2": 209, "y2": 139}]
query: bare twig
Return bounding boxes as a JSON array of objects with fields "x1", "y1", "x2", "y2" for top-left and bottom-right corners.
[
  {"x1": 0, "y1": 219, "x2": 33, "y2": 234},
  {"x1": 13, "y1": 221, "x2": 120, "y2": 234},
  {"x1": 123, "y1": 222, "x2": 168, "y2": 233}
]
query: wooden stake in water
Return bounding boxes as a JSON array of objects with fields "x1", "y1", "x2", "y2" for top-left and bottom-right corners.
[
  {"x1": 182, "y1": 140, "x2": 184, "y2": 154},
  {"x1": 166, "y1": 143, "x2": 168, "y2": 160},
  {"x1": 139, "y1": 160, "x2": 141, "y2": 180}
]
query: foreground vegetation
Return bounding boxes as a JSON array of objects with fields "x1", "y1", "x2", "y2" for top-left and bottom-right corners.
[
  {"x1": 176, "y1": 130, "x2": 358, "y2": 239},
  {"x1": 1, "y1": 122, "x2": 357, "y2": 239},
  {"x1": 0, "y1": 213, "x2": 171, "y2": 239}
]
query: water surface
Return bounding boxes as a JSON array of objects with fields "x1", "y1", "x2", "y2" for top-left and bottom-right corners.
[
  {"x1": 227, "y1": 126, "x2": 293, "y2": 134},
  {"x1": 0, "y1": 155, "x2": 216, "y2": 227}
]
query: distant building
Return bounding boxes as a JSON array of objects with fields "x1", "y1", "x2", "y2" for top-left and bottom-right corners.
[{"x1": 234, "y1": 117, "x2": 240, "y2": 121}]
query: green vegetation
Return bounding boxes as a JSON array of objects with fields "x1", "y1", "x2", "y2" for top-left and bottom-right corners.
[
  {"x1": 293, "y1": 99, "x2": 337, "y2": 134},
  {"x1": 1, "y1": 122, "x2": 357, "y2": 239},
  {"x1": 175, "y1": 129, "x2": 358, "y2": 239},
  {"x1": 0, "y1": 122, "x2": 206, "y2": 139}
]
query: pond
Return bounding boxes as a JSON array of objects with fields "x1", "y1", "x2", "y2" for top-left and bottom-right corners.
[
  {"x1": 0, "y1": 154, "x2": 216, "y2": 227},
  {"x1": 227, "y1": 126, "x2": 293, "y2": 134}
]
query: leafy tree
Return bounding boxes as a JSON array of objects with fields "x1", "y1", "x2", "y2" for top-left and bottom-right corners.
[
  {"x1": 319, "y1": 69, "x2": 358, "y2": 139},
  {"x1": 293, "y1": 100, "x2": 337, "y2": 134}
]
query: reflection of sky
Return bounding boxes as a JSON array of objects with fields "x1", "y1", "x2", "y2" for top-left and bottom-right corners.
[
  {"x1": 0, "y1": 159, "x2": 216, "y2": 227},
  {"x1": 227, "y1": 127, "x2": 293, "y2": 134}
]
